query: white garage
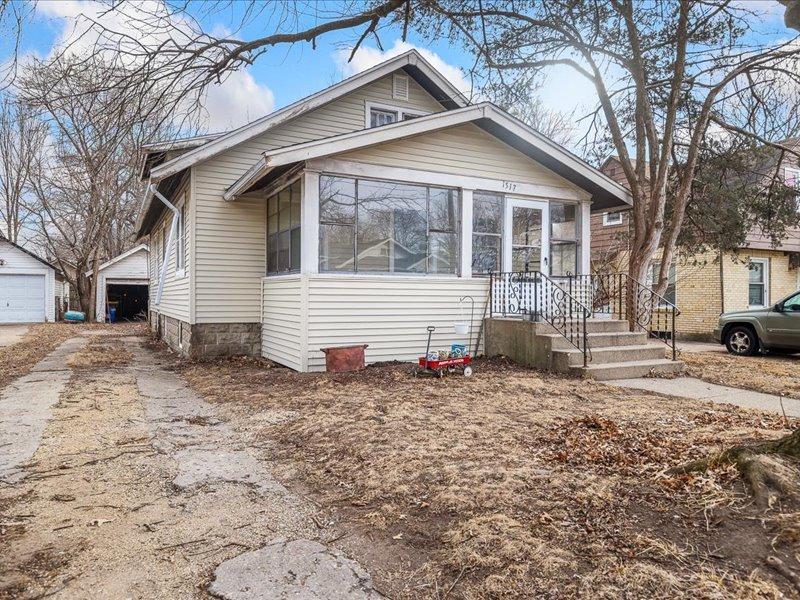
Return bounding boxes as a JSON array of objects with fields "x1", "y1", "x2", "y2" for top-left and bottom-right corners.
[
  {"x1": 0, "y1": 238, "x2": 58, "y2": 323},
  {"x1": 88, "y1": 245, "x2": 149, "y2": 323}
]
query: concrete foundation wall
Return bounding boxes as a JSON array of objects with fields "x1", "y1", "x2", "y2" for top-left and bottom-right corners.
[{"x1": 484, "y1": 318, "x2": 555, "y2": 370}]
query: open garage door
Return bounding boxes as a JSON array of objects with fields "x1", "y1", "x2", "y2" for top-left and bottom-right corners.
[
  {"x1": 0, "y1": 274, "x2": 46, "y2": 323},
  {"x1": 105, "y1": 283, "x2": 148, "y2": 322}
]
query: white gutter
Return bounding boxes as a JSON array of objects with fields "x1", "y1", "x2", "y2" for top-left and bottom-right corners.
[{"x1": 150, "y1": 184, "x2": 180, "y2": 306}]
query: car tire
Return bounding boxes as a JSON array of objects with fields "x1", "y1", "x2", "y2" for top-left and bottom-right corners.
[{"x1": 725, "y1": 326, "x2": 758, "y2": 356}]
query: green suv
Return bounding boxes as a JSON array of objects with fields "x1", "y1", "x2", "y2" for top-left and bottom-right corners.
[{"x1": 714, "y1": 290, "x2": 800, "y2": 355}]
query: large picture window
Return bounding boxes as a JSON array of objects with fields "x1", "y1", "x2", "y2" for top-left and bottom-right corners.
[
  {"x1": 550, "y1": 202, "x2": 578, "y2": 277},
  {"x1": 266, "y1": 180, "x2": 301, "y2": 275},
  {"x1": 472, "y1": 191, "x2": 503, "y2": 274},
  {"x1": 319, "y1": 175, "x2": 459, "y2": 274}
]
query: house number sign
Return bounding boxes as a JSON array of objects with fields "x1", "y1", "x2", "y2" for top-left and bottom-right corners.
[{"x1": 502, "y1": 180, "x2": 518, "y2": 191}]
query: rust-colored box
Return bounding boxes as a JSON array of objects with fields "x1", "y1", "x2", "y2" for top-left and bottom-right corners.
[{"x1": 320, "y1": 344, "x2": 369, "y2": 372}]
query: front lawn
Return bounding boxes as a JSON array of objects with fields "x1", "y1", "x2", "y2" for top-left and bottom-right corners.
[
  {"x1": 184, "y1": 357, "x2": 800, "y2": 598},
  {"x1": 683, "y1": 351, "x2": 800, "y2": 398}
]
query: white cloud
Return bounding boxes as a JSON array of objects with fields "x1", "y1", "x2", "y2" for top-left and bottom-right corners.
[
  {"x1": 35, "y1": 0, "x2": 276, "y2": 132},
  {"x1": 334, "y1": 40, "x2": 474, "y2": 98}
]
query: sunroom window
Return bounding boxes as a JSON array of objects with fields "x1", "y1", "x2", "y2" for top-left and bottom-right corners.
[
  {"x1": 266, "y1": 180, "x2": 301, "y2": 275},
  {"x1": 319, "y1": 175, "x2": 459, "y2": 274},
  {"x1": 550, "y1": 203, "x2": 578, "y2": 277},
  {"x1": 472, "y1": 191, "x2": 502, "y2": 275}
]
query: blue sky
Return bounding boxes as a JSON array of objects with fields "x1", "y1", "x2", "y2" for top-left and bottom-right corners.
[{"x1": 6, "y1": 0, "x2": 794, "y2": 136}]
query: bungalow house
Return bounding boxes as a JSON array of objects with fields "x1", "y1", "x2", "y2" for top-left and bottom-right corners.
[
  {"x1": 136, "y1": 50, "x2": 681, "y2": 376},
  {"x1": 593, "y1": 153, "x2": 800, "y2": 341}
]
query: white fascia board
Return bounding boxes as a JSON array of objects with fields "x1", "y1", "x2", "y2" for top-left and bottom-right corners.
[
  {"x1": 85, "y1": 244, "x2": 150, "y2": 277},
  {"x1": 150, "y1": 50, "x2": 467, "y2": 183},
  {"x1": 224, "y1": 105, "x2": 486, "y2": 200}
]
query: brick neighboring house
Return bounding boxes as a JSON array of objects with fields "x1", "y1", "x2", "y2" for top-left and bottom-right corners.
[{"x1": 591, "y1": 151, "x2": 800, "y2": 341}]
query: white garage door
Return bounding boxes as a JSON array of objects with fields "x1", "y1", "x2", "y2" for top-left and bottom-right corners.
[{"x1": 0, "y1": 274, "x2": 46, "y2": 323}]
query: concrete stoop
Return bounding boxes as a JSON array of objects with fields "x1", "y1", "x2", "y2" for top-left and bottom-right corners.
[{"x1": 484, "y1": 317, "x2": 684, "y2": 380}]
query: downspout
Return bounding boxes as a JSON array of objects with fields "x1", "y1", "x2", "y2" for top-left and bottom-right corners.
[{"x1": 150, "y1": 183, "x2": 180, "y2": 306}]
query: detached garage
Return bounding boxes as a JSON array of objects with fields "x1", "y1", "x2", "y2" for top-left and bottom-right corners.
[
  {"x1": 89, "y1": 245, "x2": 149, "y2": 323},
  {"x1": 0, "y1": 237, "x2": 59, "y2": 323}
]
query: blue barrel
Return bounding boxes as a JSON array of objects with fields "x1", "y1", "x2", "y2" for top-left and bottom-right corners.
[{"x1": 108, "y1": 307, "x2": 117, "y2": 323}]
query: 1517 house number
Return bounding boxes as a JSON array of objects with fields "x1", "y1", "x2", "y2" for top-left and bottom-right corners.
[{"x1": 502, "y1": 181, "x2": 518, "y2": 191}]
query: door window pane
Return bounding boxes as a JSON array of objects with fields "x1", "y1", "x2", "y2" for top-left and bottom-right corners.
[
  {"x1": 512, "y1": 247, "x2": 541, "y2": 272},
  {"x1": 512, "y1": 207, "x2": 542, "y2": 246}
]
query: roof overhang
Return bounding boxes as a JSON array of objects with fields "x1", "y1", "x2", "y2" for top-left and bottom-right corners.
[
  {"x1": 225, "y1": 103, "x2": 631, "y2": 210},
  {"x1": 148, "y1": 50, "x2": 468, "y2": 183}
]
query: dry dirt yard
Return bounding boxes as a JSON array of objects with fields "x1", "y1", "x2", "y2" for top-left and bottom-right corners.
[
  {"x1": 4, "y1": 324, "x2": 800, "y2": 599},
  {"x1": 682, "y1": 351, "x2": 800, "y2": 399},
  {"x1": 185, "y1": 356, "x2": 800, "y2": 599}
]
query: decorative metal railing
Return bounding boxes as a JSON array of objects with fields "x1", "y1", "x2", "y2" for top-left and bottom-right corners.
[
  {"x1": 489, "y1": 271, "x2": 592, "y2": 366},
  {"x1": 489, "y1": 271, "x2": 680, "y2": 365}
]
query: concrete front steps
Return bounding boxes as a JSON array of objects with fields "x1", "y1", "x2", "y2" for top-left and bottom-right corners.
[{"x1": 484, "y1": 317, "x2": 684, "y2": 380}]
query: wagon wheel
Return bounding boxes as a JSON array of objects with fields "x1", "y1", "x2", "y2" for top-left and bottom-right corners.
[
  {"x1": 463, "y1": 366, "x2": 473, "y2": 377},
  {"x1": 436, "y1": 368, "x2": 444, "y2": 378}
]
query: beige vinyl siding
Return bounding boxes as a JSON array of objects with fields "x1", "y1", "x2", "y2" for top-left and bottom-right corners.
[
  {"x1": 194, "y1": 73, "x2": 446, "y2": 323},
  {"x1": 261, "y1": 276, "x2": 304, "y2": 370},
  {"x1": 149, "y1": 181, "x2": 191, "y2": 322},
  {"x1": 338, "y1": 123, "x2": 575, "y2": 188},
  {"x1": 307, "y1": 275, "x2": 488, "y2": 371}
]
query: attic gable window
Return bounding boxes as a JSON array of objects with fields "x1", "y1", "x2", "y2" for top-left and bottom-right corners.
[{"x1": 365, "y1": 101, "x2": 428, "y2": 129}]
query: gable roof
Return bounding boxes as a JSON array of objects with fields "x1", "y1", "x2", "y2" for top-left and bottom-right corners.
[
  {"x1": 85, "y1": 244, "x2": 149, "y2": 277},
  {"x1": 147, "y1": 50, "x2": 467, "y2": 183},
  {"x1": 0, "y1": 235, "x2": 60, "y2": 273},
  {"x1": 226, "y1": 102, "x2": 632, "y2": 210}
]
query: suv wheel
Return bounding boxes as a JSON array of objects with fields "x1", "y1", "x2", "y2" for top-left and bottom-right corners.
[{"x1": 725, "y1": 326, "x2": 758, "y2": 356}]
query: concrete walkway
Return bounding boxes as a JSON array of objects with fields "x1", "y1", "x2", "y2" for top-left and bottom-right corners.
[
  {"x1": 606, "y1": 376, "x2": 800, "y2": 417},
  {"x1": 0, "y1": 324, "x2": 29, "y2": 347},
  {"x1": 677, "y1": 341, "x2": 726, "y2": 354}
]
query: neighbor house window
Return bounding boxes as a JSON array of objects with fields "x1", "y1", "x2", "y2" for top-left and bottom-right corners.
[
  {"x1": 550, "y1": 203, "x2": 579, "y2": 277},
  {"x1": 319, "y1": 175, "x2": 459, "y2": 274},
  {"x1": 266, "y1": 180, "x2": 301, "y2": 275},
  {"x1": 748, "y1": 258, "x2": 768, "y2": 307},
  {"x1": 472, "y1": 191, "x2": 502, "y2": 275},
  {"x1": 366, "y1": 102, "x2": 427, "y2": 128},
  {"x1": 603, "y1": 211, "x2": 623, "y2": 226},
  {"x1": 647, "y1": 261, "x2": 677, "y2": 306}
]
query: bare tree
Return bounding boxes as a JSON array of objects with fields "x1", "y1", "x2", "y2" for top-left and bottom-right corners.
[
  {"x1": 21, "y1": 55, "x2": 174, "y2": 319},
  {"x1": 0, "y1": 94, "x2": 46, "y2": 243}
]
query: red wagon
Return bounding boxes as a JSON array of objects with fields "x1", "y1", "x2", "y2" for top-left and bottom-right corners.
[{"x1": 411, "y1": 325, "x2": 474, "y2": 378}]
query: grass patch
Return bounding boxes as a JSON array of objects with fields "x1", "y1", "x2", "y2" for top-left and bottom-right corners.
[
  {"x1": 184, "y1": 358, "x2": 798, "y2": 598},
  {"x1": 684, "y1": 351, "x2": 800, "y2": 398}
]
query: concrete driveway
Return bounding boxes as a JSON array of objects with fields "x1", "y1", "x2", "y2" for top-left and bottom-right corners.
[{"x1": 0, "y1": 324, "x2": 29, "y2": 347}]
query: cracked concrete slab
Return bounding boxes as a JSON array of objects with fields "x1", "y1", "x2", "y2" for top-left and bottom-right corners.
[
  {"x1": 208, "y1": 538, "x2": 382, "y2": 600},
  {"x1": 132, "y1": 342, "x2": 287, "y2": 495},
  {"x1": 0, "y1": 337, "x2": 86, "y2": 481}
]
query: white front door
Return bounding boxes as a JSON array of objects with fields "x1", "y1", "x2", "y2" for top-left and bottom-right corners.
[
  {"x1": 0, "y1": 274, "x2": 46, "y2": 323},
  {"x1": 503, "y1": 198, "x2": 549, "y2": 274}
]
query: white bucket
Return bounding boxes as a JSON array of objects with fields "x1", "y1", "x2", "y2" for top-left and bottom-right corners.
[{"x1": 454, "y1": 322, "x2": 469, "y2": 335}]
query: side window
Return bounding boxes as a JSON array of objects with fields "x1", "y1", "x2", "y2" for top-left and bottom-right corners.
[
  {"x1": 783, "y1": 292, "x2": 800, "y2": 312},
  {"x1": 472, "y1": 192, "x2": 503, "y2": 275},
  {"x1": 176, "y1": 198, "x2": 186, "y2": 272}
]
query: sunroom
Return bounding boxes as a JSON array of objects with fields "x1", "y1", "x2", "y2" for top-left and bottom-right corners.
[{"x1": 227, "y1": 104, "x2": 631, "y2": 371}]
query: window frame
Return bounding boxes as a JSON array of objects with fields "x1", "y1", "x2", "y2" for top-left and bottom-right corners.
[
  {"x1": 784, "y1": 167, "x2": 800, "y2": 187},
  {"x1": 647, "y1": 260, "x2": 677, "y2": 307},
  {"x1": 318, "y1": 174, "x2": 461, "y2": 276},
  {"x1": 748, "y1": 257, "x2": 769, "y2": 308},
  {"x1": 549, "y1": 202, "x2": 580, "y2": 277},
  {"x1": 471, "y1": 191, "x2": 504, "y2": 276},
  {"x1": 602, "y1": 211, "x2": 623, "y2": 226},
  {"x1": 265, "y1": 179, "x2": 302, "y2": 276},
  {"x1": 364, "y1": 100, "x2": 428, "y2": 129}
]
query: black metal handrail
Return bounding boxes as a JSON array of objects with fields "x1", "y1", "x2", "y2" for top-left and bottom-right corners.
[
  {"x1": 571, "y1": 272, "x2": 680, "y2": 361},
  {"x1": 489, "y1": 271, "x2": 681, "y2": 365},
  {"x1": 489, "y1": 271, "x2": 592, "y2": 367}
]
